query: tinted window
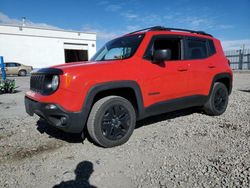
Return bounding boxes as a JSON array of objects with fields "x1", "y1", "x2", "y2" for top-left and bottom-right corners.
[
  {"x1": 208, "y1": 39, "x2": 216, "y2": 56},
  {"x1": 186, "y1": 39, "x2": 207, "y2": 60},
  {"x1": 5, "y1": 63, "x2": 17, "y2": 67},
  {"x1": 144, "y1": 36, "x2": 182, "y2": 61}
]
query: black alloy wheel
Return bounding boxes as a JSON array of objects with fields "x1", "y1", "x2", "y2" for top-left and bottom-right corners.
[
  {"x1": 101, "y1": 104, "x2": 131, "y2": 141},
  {"x1": 203, "y1": 82, "x2": 229, "y2": 116},
  {"x1": 214, "y1": 87, "x2": 227, "y2": 112},
  {"x1": 87, "y1": 96, "x2": 136, "y2": 147}
]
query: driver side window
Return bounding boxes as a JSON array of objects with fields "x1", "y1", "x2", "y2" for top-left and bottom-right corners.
[{"x1": 144, "y1": 36, "x2": 182, "y2": 61}]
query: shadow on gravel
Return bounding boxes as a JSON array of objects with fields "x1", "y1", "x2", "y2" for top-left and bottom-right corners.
[
  {"x1": 36, "y1": 108, "x2": 201, "y2": 145},
  {"x1": 53, "y1": 161, "x2": 97, "y2": 188},
  {"x1": 36, "y1": 119, "x2": 82, "y2": 143},
  {"x1": 12, "y1": 141, "x2": 64, "y2": 161},
  {"x1": 0, "y1": 90, "x2": 21, "y2": 95},
  {"x1": 36, "y1": 119, "x2": 100, "y2": 146},
  {"x1": 136, "y1": 107, "x2": 200, "y2": 129},
  {"x1": 239, "y1": 89, "x2": 250, "y2": 93},
  {"x1": 11, "y1": 90, "x2": 22, "y2": 94}
]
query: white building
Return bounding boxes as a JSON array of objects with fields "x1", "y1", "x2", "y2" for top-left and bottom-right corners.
[{"x1": 0, "y1": 24, "x2": 96, "y2": 68}]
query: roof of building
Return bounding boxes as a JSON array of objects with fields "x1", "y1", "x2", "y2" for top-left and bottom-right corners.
[
  {"x1": 0, "y1": 23, "x2": 96, "y2": 35},
  {"x1": 0, "y1": 24, "x2": 96, "y2": 41}
]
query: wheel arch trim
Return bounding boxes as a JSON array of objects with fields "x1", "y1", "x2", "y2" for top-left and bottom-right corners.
[
  {"x1": 210, "y1": 72, "x2": 233, "y2": 95},
  {"x1": 80, "y1": 80, "x2": 145, "y2": 128}
]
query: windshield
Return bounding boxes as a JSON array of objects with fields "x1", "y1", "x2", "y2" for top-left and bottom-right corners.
[{"x1": 91, "y1": 34, "x2": 145, "y2": 61}]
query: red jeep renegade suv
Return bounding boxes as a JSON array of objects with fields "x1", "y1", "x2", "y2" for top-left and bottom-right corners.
[{"x1": 25, "y1": 26, "x2": 233, "y2": 147}]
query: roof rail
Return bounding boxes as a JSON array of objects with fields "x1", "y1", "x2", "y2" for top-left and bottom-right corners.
[
  {"x1": 164, "y1": 27, "x2": 213, "y2": 37},
  {"x1": 127, "y1": 26, "x2": 213, "y2": 37},
  {"x1": 127, "y1": 26, "x2": 165, "y2": 35}
]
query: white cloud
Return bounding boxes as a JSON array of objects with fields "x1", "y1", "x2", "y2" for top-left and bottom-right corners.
[
  {"x1": 164, "y1": 15, "x2": 174, "y2": 20},
  {"x1": 140, "y1": 14, "x2": 163, "y2": 25},
  {"x1": 82, "y1": 25, "x2": 120, "y2": 40},
  {"x1": 121, "y1": 13, "x2": 163, "y2": 27},
  {"x1": 105, "y1": 4, "x2": 121, "y2": 12},
  {"x1": 177, "y1": 16, "x2": 214, "y2": 30},
  {"x1": 0, "y1": 11, "x2": 59, "y2": 29},
  {"x1": 0, "y1": 12, "x2": 20, "y2": 24},
  {"x1": 121, "y1": 13, "x2": 138, "y2": 19},
  {"x1": 96, "y1": 30, "x2": 119, "y2": 40},
  {"x1": 126, "y1": 25, "x2": 141, "y2": 32},
  {"x1": 218, "y1": 24, "x2": 234, "y2": 29},
  {"x1": 97, "y1": 1, "x2": 109, "y2": 6},
  {"x1": 222, "y1": 39, "x2": 250, "y2": 50}
]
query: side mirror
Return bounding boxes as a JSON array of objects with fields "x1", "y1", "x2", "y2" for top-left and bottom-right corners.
[{"x1": 153, "y1": 49, "x2": 171, "y2": 63}]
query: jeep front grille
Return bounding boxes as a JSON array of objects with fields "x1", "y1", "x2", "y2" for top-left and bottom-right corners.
[{"x1": 30, "y1": 74, "x2": 45, "y2": 93}]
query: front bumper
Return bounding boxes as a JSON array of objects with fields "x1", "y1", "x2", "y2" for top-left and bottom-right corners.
[{"x1": 25, "y1": 96, "x2": 86, "y2": 133}]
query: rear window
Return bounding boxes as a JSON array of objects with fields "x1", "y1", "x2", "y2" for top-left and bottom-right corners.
[
  {"x1": 186, "y1": 39, "x2": 208, "y2": 60},
  {"x1": 208, "y1": 39, "x2": 216, "y2": 56}
]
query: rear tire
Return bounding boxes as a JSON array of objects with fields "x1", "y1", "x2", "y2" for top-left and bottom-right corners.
[
  {"x1": 87, "y1": 96, "x2": 136, "y2": 148},
  {"x1": 18, "y1": 70, "x2": 27, "y2": 76},
  {"x1": 203, "y1": 82, "x2": 229, "y2": 116}
]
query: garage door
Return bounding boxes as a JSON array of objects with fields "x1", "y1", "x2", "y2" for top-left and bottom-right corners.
[{"x1": 64, "y1": 43, "x2": 89, "y2": 63}]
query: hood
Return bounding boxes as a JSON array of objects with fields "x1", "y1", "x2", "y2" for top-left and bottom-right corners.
[
  {"x1": 51, "y1": 61, "x2": 93, "y2": 69},
  {"x1": 51, "y1": 60, "x2": 121, "y2": 73}
]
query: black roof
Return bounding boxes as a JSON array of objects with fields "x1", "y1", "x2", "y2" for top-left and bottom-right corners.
[{"x1": 128, "y1": 26, "x2": 213, "y2": 37}]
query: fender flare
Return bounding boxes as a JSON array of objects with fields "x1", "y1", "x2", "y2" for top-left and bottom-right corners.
[
  {"x1": 209, "y1": 72, "x2": 233, "y2": 96},
  {"x1": 80, "y1": 80, "x2": 145, "y2": 127}
]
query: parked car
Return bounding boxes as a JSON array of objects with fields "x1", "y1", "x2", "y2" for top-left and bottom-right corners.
[
  {"x1": 25, "y1": 26, "x2": 233, "y2": 148},
  {"x1": 1, "y1": 62, "x2": 33, "y2": 76}
]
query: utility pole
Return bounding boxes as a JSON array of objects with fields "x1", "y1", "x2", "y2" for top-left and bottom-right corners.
[
  {"x1": 239, "y1": 44, "x2": 245, "y2": 70},
  {"x1": 247, "y1": 49, "x2": 250, "y2": 70},
  {"x1": 22, "y1": 17, "x2": 26, "y2": 26}
]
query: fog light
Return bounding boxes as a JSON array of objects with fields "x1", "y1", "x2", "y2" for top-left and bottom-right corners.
[
  {"x1": 45, "y1": 104, "x2": 57, "y2": 110},
  {"x1": 60, "y1": 117, "x2": 67, "y2": 125}
]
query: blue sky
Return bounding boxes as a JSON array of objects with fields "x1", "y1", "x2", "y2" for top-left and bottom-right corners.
[{"x1": 0, "y1": 0, "x2": 250, "y2": 50}]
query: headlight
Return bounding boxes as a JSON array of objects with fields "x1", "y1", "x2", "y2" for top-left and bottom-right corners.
[{"x1": 51, "y1": 75, "x2": 59, "y2": 91}]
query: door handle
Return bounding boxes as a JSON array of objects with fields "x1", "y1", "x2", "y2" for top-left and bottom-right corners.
[
  {"x1": 178, "y1": 66, "x2": 188, "y2": 71},
  {"x1": 178, "y1": 63, "x2": 190, "y2": 72},
  {"x1": 208, "y1": 65, "x2": 216, "y2": 68},
  {"x1": 178, "y1": 68, "x2": 188, "y2": 71},
  {"x1": 208, "y1": 63, "x2": 216, "y2": 68}
]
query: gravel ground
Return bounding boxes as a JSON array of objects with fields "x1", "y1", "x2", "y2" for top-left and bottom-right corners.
[{"x1": 0, "y1": 73, "x2": 249, "y2": 188}]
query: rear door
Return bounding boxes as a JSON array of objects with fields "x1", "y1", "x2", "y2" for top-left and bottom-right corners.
[{"x1": 183, "y1": 37, "x2": 211, "y2": 96}]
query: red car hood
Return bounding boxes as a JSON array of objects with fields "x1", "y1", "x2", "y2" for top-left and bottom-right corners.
[{"x1": 51, "y1": 61, "x2": 118, "y2": 72}]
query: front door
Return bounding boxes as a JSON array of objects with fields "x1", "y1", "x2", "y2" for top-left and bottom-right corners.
[
  {"x1": 141, "y1": 35, "x2": 190, "y2": 107},
  {"x1": 5, "y1": 63, "x2": 19, "y2": 75}
]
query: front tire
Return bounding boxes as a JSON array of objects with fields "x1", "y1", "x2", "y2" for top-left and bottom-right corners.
[
  {"x1": 87, "y1": 96, "x2": 136, "y2": 148},
  {"x1": 203, "y1": 82, "x2": 229, "y2": 116},
  {"x1": 18, "y1": 70, "x2": 27, "y2": 76}
]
